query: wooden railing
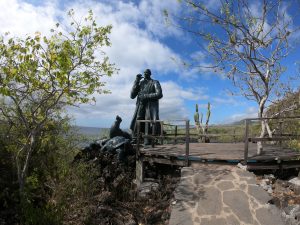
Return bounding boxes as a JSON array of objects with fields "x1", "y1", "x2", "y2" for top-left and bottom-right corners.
[
  {"x1": 244, "y1": 116, "x2": 300, "y2": 163},
  {"x1": 136, "y1": 119, "x2": 190, "y2": 166},
  {"x1": 136, "y1": 116, "x2": 300, "y2": 166}
]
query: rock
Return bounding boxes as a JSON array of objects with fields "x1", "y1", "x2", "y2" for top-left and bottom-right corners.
[
  {"x1": 289, "y1": 177, "x2": 300, "y2": 195},
  {"x1": 138, "y1": 182, "x2": 159, "y2": 197},
  {"x1": 113, "y1": 174, "x2": 126, "y2": 188},
  {"x1": 282, "y1": 205, "x2": 300, "y2": 224},
  {"x1": 95, "y1": 191, "x2": 113, "y2": 204},
  {"x1": 284, "y1": 205, "x2": 296, "y2": 215},
  {"x1": 273, "y1": 179, "x2": 290, "y2": 192},
  {"x1": 146, "y1": 209, "x2": 164, "y2": 223},
  {"x1": 267, "y1": 188, "x2": 273, "y2": 194},
  {"x1": 259, "y1": 179, "x2": 272, "y2": 191},
  {"x1": 237, "y1": 163, "x2": 247, "y2": 170},
  {"x1": 264, "y1": 174, "x2": 276, "y2": 183}
]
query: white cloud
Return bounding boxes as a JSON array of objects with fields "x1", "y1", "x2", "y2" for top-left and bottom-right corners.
[
  {"x1": 69, "y1": 80, "x2": 210, "y2": 127},
  {"x1": 0, "y1": 0, "x2": 219, "y2": 127},
  {"x1": 137, "y1": 0, "x2": 182, "y2": 38},
  {"x1": 0, "y1": 0, "x2": 59, "y2": 36},
  {"x1": 212, "y1": 97, "x2": 241, "y2": 106},
  {"x1": 226, "y1": 107, "x2": 257, "y2": 123},
  {"x1": 160, "y1": 81, "x2": 209, "y2": 119}
]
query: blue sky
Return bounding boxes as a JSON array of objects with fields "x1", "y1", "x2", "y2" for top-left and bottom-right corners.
[{"x1": 0, "y1": 0, "x2": 299, "y2": 128}]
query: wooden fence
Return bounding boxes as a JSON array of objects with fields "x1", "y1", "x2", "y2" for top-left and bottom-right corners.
[{"x1": 136, "y1": 116, "x2": 300, "y2": 166}]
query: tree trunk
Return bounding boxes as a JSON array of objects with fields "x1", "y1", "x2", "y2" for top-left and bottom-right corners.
[
  {"x1": 257, "y1": 100, "x2": 266, "y2": 155},
  {"x1": 257, "y1": 96, "x2": 274, "y2": 155},
  {"x1": 17, "y1": 132, "x2": 36, "y2": 195}
]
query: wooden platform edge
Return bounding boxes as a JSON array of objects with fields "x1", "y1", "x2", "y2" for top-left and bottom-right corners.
[{"x1": 246, "y1": 160, "x2": 300, "y2": 170}]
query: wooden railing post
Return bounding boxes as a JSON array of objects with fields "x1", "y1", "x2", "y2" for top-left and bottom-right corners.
[
  {"x1": 244, "y1": 119, "x2": 249, "y2": 164},
  {"x1": 279, "y1": 120, "x2": 283, "y2": 148},
  {"x1": 152, "y1": 121, "x2": 155, "y2": 148},
  {"x1": 136, "y1": 121, "x2": 140, "y2": 157},
  {"x1": 145, "y1": 121, "x2": 149, "y2": 146},
  {"x1": 174, "y1": 125, "x2": 178, "y2": 144},
  {"x1": 233, "y1": 129, "x2": 236, "y2": 143},
  {"x1": 185, "y1": 120, "x2": 190, "y2": 167},
  {"x1": 160, "y1": 121, "x2": 164, "y2": 145}
]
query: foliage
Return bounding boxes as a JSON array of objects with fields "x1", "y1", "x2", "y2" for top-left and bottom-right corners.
[
  {"x1": 0, "y1": 113, "x2": 85, "y2": 224},
  {"x1": 0, "y1": 9, "x2": 117, "y2": 193},
  {"x1": 264, "y1": 89, "x2": 300, "y2": 150},
  {"x1": 266, "y1": 89, "x2": 300, "y2": 118}
]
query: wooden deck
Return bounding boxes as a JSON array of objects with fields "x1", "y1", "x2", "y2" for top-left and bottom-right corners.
[{"x1": 139, "y1": 142, "x2": 300, "y2": 169}]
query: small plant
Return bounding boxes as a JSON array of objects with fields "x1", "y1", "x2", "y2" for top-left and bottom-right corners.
[{"x1": 194, "y1": 102, "x2": 211, "y2": 143}]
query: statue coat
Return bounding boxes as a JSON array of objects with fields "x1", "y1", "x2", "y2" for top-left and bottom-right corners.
[{"x1": 130, "y1": 78, "x2": 163, "y2": 133}]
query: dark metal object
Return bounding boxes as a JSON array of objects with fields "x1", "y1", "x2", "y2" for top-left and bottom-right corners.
[{"x1": 130, "y1": 69, "x2": 163, "y2": 145}]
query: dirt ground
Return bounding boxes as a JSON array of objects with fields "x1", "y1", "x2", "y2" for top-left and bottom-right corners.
[{"x1": 69, "y1": 150, "x2": 180, "y2": 225}]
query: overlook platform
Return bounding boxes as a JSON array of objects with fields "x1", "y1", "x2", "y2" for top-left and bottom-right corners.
[
  {"x1": 135, "y1": 117, "x2": 300, "y2": 172},
  {"x1": 139, "y1": 142, "x2": 300, "y2": 170}
]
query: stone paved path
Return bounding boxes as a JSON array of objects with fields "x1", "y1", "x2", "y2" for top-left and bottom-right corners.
[{"x1": 169, "y1": 164, "x2": 285, "y2": 225}]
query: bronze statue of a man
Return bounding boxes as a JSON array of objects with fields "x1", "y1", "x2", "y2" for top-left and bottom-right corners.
[{"x1": 130, "y1": 69, "x2": 163, "y2": 142}]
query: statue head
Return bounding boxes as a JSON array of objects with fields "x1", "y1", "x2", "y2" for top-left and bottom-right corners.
[
  {"x1": 144, "y1": 69, "x2": 151, "y2": 79},
  {"x1": 116, "y1": 115, "x2": 122, "y2": 124}
]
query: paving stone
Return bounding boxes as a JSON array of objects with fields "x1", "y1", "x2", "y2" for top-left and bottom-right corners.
[
  {"x1": 247, "y1": 185, "x2": 272, "y2": 204},
  {"x1": 201, "y1": 217, "x2": 227, "y2": 225},
  {"x1": 223, "y1": 190, "x2": 254, "y2": 224},
  {"x1": 197, "y1": 187, "x2": 222, "y2": 216},
  {"x1": 240, "y1": 183, "x2": 246, "y2": 190},
  {"x1": 221, "y1": 172, "x2": 235, "y2": 181},
  {"x1": 171, "y1": 165, "x2": 287, "y2": 225},
  {"x1": 193, "y1": 172, "x2": 212, "y2": 185},
  {"x1": 181, "y1": 167, "x2": 194, "y2": 177},
  {"x1": 255, "y1": 207, "x2": 285, "y2": 225},
  {"x1": 174, "y1": 184, "x2": 198, "y2": 201},
  {"x1": 241, "y1": 177, "x2": 257, "y2": 185},
  {"x1": 223, "y1": 207, "x2": 231, "y2": 213},
  {"x1": 225, "y1": 215, "x2": 240, "y2": 225},
  {"x1": 249, "y1": 197, "x2": 259, "y2": 209},
  {"x1": 169, "y1": 204, "x2": 194, "y2": 225},
  {"x1": 253, "y1": 219, "x2": 260, "y2": 225},
  {"x1": 217, "y1": 181, "x2": 234, "y2": 191},
  {"x1": 235, "y1": 169, "x2": 255, "y2": 178},
  {"x1": 180, "y1": 176, "x2": 194, "y2": 186}
]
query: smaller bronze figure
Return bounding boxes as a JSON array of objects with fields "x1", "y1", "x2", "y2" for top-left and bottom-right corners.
[
  {"x1": 130, "y1": 69, "x2": 163, "y2": 145},
  {"x1": 110, "y1": 115, "x2": 132, "y2": 140}
]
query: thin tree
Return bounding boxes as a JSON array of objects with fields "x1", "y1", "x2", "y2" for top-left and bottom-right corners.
[
  {"x1": 0, "y1": 10, "x2": 117, "y2": 194},
  {"x1": 170, "y1": 0, "x2": 299, "y2": 154}
]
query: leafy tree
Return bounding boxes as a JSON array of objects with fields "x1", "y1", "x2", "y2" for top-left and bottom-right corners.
[
  {"x1": 171, "y1": 0, "x2": 299, "y2": 154},
  {"x1": 0, "y1": 9, "x2": 117, "y2": 194}
]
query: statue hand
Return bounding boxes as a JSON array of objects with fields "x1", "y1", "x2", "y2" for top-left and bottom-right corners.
[
  {"x1": 139, "y1": 93, "x2": 147, "y2": 100},
  {"x1": 136, "y1": 74, "x2": 143, "y2": 80}
]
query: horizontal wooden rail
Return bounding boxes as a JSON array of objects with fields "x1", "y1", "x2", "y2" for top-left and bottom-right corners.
[
  {"x1": 249, "y1": 136, "x2": 300, "y2": 142},
  {"x1": 136, "y1": 119, "x2": 190, "y2": 167},
  {"x1": 243, "y1": 116, "x2": 300, "y2": 165},
  {"x1": 245, "y1": 116, "x2": 300, "y2": 121}
]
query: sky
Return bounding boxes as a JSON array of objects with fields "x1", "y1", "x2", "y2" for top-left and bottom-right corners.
[{"x1": 0, "y1": 0, "x2": 299, "y2": 128}]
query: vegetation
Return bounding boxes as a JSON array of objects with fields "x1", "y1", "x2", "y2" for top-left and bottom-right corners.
[
  {"x1": 0, "y1": 9, "x2": 117, "y2": 224},
  {"x1": 169, "y1": 0, "x2": 300, "y2": 154},
  {"x1": 194, "y1": 102, "x2": 211, "y2": 142}
]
